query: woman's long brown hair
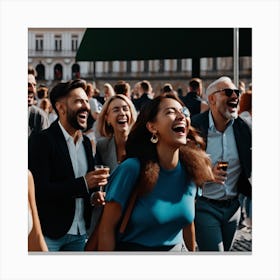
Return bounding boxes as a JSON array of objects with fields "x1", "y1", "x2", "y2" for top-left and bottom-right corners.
[{"x1": 125, "y1": 93, "x2": 214, "y2": 195}]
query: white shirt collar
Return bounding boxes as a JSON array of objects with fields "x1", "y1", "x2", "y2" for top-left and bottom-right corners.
[{"x1": 58, "y1": 121, "x2": 83, "y2": 145}]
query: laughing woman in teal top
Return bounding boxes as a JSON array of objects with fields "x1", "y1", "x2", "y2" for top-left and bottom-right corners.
[{"x1": 96, "y1": 93, "x2": 214, "y2": 251}]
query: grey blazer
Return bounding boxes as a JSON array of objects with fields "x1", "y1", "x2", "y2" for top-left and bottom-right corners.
[{"x1": 95, "y1": 136, "x2": 119, "y2": 173}]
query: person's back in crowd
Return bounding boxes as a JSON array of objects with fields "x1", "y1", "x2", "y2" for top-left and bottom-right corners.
[
  {"x1": 132, "y1": 80, "x2": 153, "y2": 112},
  {"x1": 181, "y1": 78, "x2": 209, "y2": 116}
]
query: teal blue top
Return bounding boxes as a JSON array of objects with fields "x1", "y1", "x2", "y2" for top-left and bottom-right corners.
[{"x1": 105, "y1": 158, "x2": 197, "y2": 247}]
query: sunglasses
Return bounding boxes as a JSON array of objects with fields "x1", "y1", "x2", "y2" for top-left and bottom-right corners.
[
  {"x1": 163, "y1": 106, "x2": 190, "y2": 118},
  {"x1": 212, "y1": 88, "x2": 240, "y2": 97},
  {"x1": 182, "y1": 106, "x2": 191, "y2": 118}
]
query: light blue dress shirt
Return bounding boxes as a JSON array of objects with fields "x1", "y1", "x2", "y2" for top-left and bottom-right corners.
[{"x1": 201, "y1": 112, "x2": 241, "y2": 200}]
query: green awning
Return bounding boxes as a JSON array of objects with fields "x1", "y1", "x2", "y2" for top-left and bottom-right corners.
[{"x1": 76, "y1": 28, "x2": 251, "y2": 61}]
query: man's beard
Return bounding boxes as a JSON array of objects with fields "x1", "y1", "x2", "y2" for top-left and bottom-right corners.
[
  {"x1": 66, "y1": 108, "x2": 88, "y2": 130},
  {"x1": 224, "y1": 109, "x2": 238, "y2": 120}
]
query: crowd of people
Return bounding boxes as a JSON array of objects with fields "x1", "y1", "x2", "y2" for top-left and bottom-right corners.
[{"x1": 27, "y1": 68, "x2": 252, "y2": 252}]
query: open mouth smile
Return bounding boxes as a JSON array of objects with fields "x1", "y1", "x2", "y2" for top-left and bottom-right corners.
[
  {"x1": 227, "y1": 101, "x2": 238, "y2": 108},
  {"x1": 77, "y1": 111, "x2": 88, "y2": 123},
  {"x1": 117, "y1": 118, "x2": 128, "y2": 125},
  {"x1": 172, "y1": 123, "x2": 186, "y2": 134}
]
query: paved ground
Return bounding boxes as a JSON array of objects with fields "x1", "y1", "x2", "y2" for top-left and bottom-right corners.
[{"x1": 231, "y1": 225, "x2": 252, "y2": 252}]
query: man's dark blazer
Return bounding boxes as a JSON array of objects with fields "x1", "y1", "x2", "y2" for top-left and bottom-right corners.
[
  {"x1": 191, "y1": 110, "x2": 252, "y2": 198},
  {"x1": 28, "y1": 120, "x2": 95, "y2": 239}
]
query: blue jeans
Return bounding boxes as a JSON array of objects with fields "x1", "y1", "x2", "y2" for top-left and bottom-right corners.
[
  {"x1": 44, "y1": 234, "x2": 87, "y2": 251},
  {"x1": 195, "y1": 197, "x2": 241, "y2": 251}
]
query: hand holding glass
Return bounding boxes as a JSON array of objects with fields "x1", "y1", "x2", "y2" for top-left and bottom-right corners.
[{"x1": 94, "y1": 165, "x2": 110, "y2": 191}]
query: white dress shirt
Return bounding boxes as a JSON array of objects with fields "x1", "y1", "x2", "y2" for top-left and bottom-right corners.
[{"x1": 58, "y1": 121, "x2": 88, "y2": 235}]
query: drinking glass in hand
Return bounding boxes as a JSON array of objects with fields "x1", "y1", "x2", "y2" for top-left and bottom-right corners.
[{"x1": 94, "y1": 165, "x2": 110, "y2": 191}]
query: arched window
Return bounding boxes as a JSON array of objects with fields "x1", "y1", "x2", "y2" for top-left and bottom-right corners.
[
  {"x1": 72, "y1": 63, "x2": 80, "y2": 79},
  {"x1": 54, "y1": 64, "x2": 63, "y2": 80},
  {"x1": 36, "y1": 63, "x2": 45, "y2": 80}
]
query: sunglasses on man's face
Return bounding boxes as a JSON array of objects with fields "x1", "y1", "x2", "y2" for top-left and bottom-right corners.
[{"x1": 212, "y1": 88, "x2": 240, "y2": 97}]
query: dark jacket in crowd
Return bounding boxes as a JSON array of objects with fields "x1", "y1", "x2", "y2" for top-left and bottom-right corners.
[
  {"x1": 181, "y1": 91, "x2": 202, "y2": 116},
  {"x1": 132, "y1": 93, "x2": 151, "y2": 112},
  {"x1": 28, "y1": 120, "x2": 95, "y2": 238}
]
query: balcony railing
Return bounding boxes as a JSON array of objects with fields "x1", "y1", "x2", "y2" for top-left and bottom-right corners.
[{"x1": 28, "y1": 49, "x2": 77, "y2": 58}]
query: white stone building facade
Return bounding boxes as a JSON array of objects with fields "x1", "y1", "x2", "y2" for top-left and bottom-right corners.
[
  {"x1": 28, "y1": 28, "x2": 252, "y2": 94},
  {"x1": 28, "y1": 28, "x2": 90, "y2": 83}
]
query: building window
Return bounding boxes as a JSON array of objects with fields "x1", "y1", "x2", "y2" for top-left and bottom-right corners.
[
  {"x1": 165, "y1": 59, "x2": 177, "y2": 72},
  {"x1": 181, "y1": 59, "x2": 192, "y2": 72},
  {"x1": 72, "y1": 63, "x2": 80, "y2": 79},
  {"x1": 149, "y1": 60, "x2": 160, "y2": 73},
  {"x1": 102, "y1": 62, "x2": 109, "y2": 73},
  {"x1": 200, "y1": 58, "x2": 213, "y2": 71},
  {"x1": 112, "y1": 61, "x2": 120, "y2": 72},
  {"x1": 217, "y1": 57, "x2": 232, "y2": 70},
  {"x1": 36, "y1": 63, "x2": 45, "y2": 80},
  {"x1": 54, "y1": 64, "x2": 63, "y2": 80},
  {"x1": 119, "y1": 61, "x2": 126, "y2": 73},
  {"x1": 131, "y1": 61, "x2": 144, "y2": 73},
  {"x1": 71, "y1": 35, "x2": 78, "y2": 51},
  {"x1": 55, "y1": 35, "x2": 62, "y2": 51},
  {"x1": 240, "y1": 57, "x2": 252, "y2": 71},
  {"x1": 35, "y1": 35, "x2": 43, "y2": 51}
]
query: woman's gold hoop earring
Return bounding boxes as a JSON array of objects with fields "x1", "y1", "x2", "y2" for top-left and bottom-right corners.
[{"x1": 150, "y1": 134, "x2": 158, "y2": 144}]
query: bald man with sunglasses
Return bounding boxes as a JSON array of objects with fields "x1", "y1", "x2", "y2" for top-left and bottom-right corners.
[{"x1": 191, "y1": 76, "x2": 251, "y2": 251}]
